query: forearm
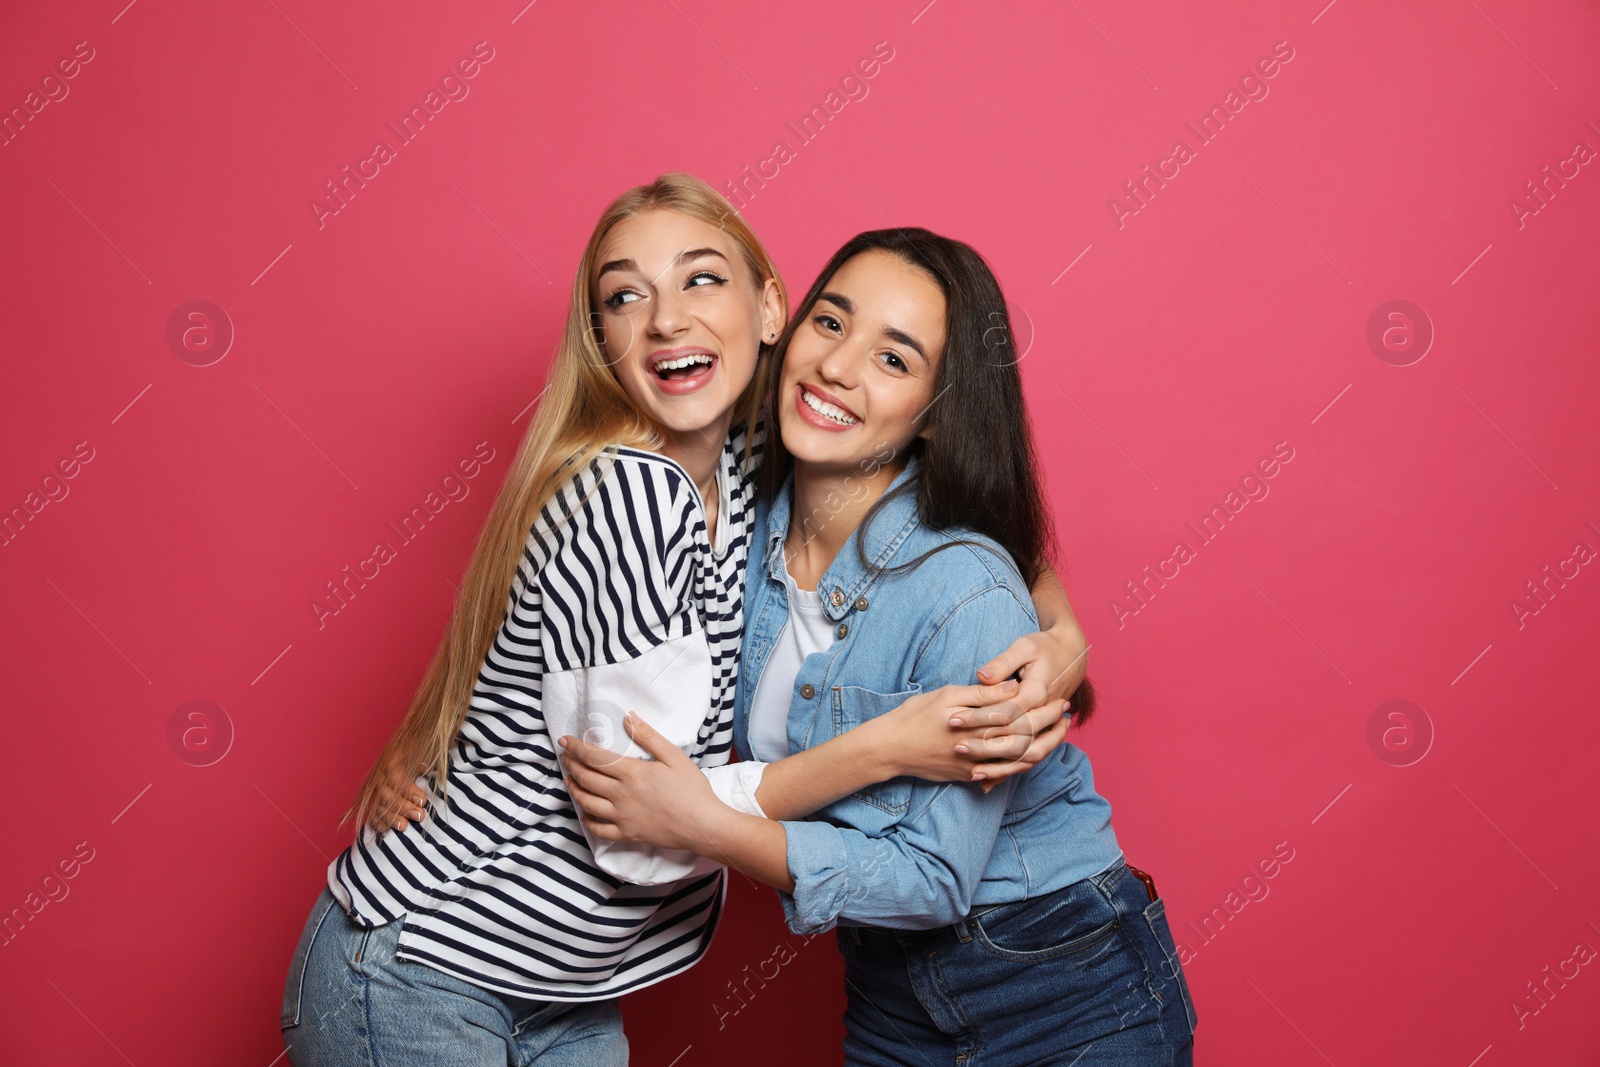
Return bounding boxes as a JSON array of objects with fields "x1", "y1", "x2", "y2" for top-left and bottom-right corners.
[
  {"x1": 1027, "y1": 565, "x2": 1088, "y2": 693},
  {"x1": 753, "y1": 723, "x2": 896, "y2": 820},
  {"x1": 1029, "y1": 564, "x2": 1078, "y2": 635},
  {"x1": 699, "y1": 803, "x2": 795, "y2": 892}
]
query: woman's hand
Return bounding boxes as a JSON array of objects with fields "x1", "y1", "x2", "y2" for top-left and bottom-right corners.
[
  {"x1": 560, "y1": 712, "x2": 725, "y2": 852},
  {"x1": 871, "y1": 681, "x2": 1072, "y2": 790},
  {"x1": 971, "y1": 621, "x2": 1090, "y2": 729},
  {"x1": 366, "y1": 747, "x2": 430, "y2": 834}
]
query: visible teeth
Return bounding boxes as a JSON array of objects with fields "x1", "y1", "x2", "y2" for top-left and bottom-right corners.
[
  {"x1": 802, "y1": 388, "x2": 859, "y2": 425},
  {"x1": 656, "y1": 354, "x2": 714, "y2": 371}
]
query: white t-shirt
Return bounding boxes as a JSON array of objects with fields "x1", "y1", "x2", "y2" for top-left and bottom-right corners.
[{"x1": 746, "y1": 555, "x2": 839, "y2": 762}]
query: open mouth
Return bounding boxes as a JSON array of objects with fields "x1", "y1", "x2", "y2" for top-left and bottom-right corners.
[
  {"x1": 796, "y1": 383, "x2": 861, "y2": 428},
  {"x1": 648, "y1": 349, "x2": 718, "y2": 394}
]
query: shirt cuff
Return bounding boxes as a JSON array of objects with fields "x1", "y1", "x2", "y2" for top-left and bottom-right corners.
[
  {"x1": 704, "y1": 761, "x2": 769, "y2": 819},
  {"x1": 778, "y1": 818, "x2": 852, "y2": 936}
]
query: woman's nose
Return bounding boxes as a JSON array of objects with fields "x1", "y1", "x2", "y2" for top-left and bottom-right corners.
[
  {"x1": 817, "y1": 341, "x2": 861, "y2": 387},
  {"x1": 648, "y1": 287, "x2": 689, "y2": 338}
]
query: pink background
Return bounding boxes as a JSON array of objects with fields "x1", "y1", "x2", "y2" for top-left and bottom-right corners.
[{"x1": 3, "y1": 0, "x2": 1598, "y2": 1063}]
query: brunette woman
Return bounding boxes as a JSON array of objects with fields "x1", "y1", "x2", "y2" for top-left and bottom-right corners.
[{"x1": 565, "y1": 228, "x2": 1197, "y2": 1065}]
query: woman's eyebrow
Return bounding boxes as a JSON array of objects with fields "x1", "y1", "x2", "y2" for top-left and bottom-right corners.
[
  {"x1": 817, "y1": 291, "x2": 854, "y2": 314},
  {"x1": 597, "y1": 247, "x2": 731, "y2": 282},
  {"x1": 675, "y1": 247, "x2": 730, "y2": 268},
  {"x1": 882, "y1": 326, "x2": 927, "y2": 362}
]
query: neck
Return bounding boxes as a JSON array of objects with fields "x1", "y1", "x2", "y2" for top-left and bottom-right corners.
[
  {"x1": 784, "y1": 455, "x2": 907, "y2": 590},
  {"x1": 659, "y1": 413, "x2": 733, "y2": 536}
]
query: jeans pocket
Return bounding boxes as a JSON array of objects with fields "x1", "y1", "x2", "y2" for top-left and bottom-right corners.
[
  {"x1": 1142, "y1": 897, "x2": 1198, "y2": 1035},
  {"x1": 509, "y1": 997, "x2": 575, "y2": 1037},
  {"x1": 968, "y1": 882, "x2": 1121, "y2": 963},
  {"x1": 281, "y1": 889, "x2": 339, "y2": 1029}
]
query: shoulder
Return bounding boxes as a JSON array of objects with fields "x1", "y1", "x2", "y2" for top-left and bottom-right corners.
[
  {"x1": 896, "y1": 525, "x2": 1035, "y2": 615},
  {"x1": 888, "y1": 531, "x2": 1038, "y2": 684},
  {"x1": 535, "y1": 446, "x2": 706, "y2": 666},
  {"x1": 594, "y1": 444, "x2": 699, "y2": 506},
  {"x1": 853, "y1": 524, "x2": 1036, "y2": 680},
  {"x1": 528, "y1": 445, "x2": 707, "y2": 614},
  {"x1": 537, "y1": 445, "x2": 702, "y2": 548}
]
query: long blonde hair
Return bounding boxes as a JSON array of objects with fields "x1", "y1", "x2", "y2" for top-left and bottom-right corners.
[{"x1": 342, "y1": 173, "x2": 786, "y2": 829}]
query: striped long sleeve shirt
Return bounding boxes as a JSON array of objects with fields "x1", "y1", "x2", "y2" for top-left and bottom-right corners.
[{"x1": 328, "y1": 422, "x2": 763, "y2": 1000}]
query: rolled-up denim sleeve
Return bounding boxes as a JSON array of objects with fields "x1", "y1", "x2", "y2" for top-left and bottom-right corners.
[
  {"x1": 775, "y1": 582, "x2": 1037, "y2": 935},
  {"x1": 778, "y1": 777, "x2": 1016, "y2": 934}
]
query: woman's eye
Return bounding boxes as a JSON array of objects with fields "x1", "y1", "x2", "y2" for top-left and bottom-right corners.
[
  {"x1": 602, "y1": 289, "x2": 641, "y2": 310},
  {"x1": 812, "y1": 314, "x2": 842, "y2": 333},
  {"x1": 686, "y1": 270, "x2": 727, "y2": 288},
  {"x1": 879, "y1": 351, "x2": 908, "y2": 372}
]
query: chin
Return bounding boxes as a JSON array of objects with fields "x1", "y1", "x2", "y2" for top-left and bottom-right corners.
[
  {"x1": 778, "y1": 424, "x2": 845, "y2": 465},
  {"x1": 653, "y1": 397, "x2": 731, "y2": 437}
]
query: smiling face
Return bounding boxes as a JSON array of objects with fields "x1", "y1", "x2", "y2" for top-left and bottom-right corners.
[
  {"x1": 778, "y1": 248, "x2": 947, "y2": 474},
  {"x1": 590, "y1": 208, "x2": 782, "y2": 444}
]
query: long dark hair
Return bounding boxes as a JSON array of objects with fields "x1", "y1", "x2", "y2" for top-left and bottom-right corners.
[{"x1": 757, "y1": 227, "x2": 1097, "y2": 724}]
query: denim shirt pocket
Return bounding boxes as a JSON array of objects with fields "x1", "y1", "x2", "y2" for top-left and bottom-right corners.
[{"x1": 816, "y1": 685, "x2": 920, "y2": 834}]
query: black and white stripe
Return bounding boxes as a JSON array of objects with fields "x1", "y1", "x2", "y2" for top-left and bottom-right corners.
[{"x1": 329, "y1": 422, "x2": 761, "y2": 1000}]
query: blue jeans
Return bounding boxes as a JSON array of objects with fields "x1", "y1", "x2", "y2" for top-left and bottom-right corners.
[
  {"x1": 835, "y1": 860, "x2": 1197, "y2": 1065},
  {"x1": 280, "y1": 887, "x2": 628, "y2": 1066}
]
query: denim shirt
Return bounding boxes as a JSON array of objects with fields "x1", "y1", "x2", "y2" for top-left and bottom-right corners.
[{"x1": 734, "y1": 457, "x2": 1124, "y2": 936}]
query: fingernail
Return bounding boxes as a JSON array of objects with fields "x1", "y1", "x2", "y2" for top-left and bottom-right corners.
[
  {"x1": 977, "y1": 668, "x2": 992, "y2": 680},
  {"x1": 624, "y1": 710, "x2": 638, "y2": 722},
  {"x1": 971, "y1": 771, "x2": 987, "y2": 781},
  {"x1": 557, "y1": 737, "x2": 568, "y2": 748},
  {"x1": 949, "y1": 717, "x2": 964, "y2": 727},
  {"x1": 954, "y1": 745, "x2": 970, "y2": 754},
  {"x1": 1001, "y1": 679, "x2": 1018, "y2": 692}
]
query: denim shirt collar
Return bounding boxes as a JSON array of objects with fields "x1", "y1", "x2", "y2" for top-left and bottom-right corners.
[{"x1": 762, "y1": 454, "x2": 923, "y2": 622}]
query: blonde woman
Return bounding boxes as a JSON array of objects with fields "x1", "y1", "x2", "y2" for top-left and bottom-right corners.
[{"x1": 279, "y1": 174, "x2": 1088, "y2": 1066}]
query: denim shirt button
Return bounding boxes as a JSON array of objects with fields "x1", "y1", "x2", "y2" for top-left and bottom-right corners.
[
  {"x1": 854, "y1": 596, "x2": 869, "y2": 610},
  {"x1": 799, "y1": 683, "x2": 815, "y2": 699},
  {"x1": 836, "y1": 623, "x2": 849, "y2": 639},
  {"x1": 830, "y1": 588, "x2": 845, "y2": 607}
]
